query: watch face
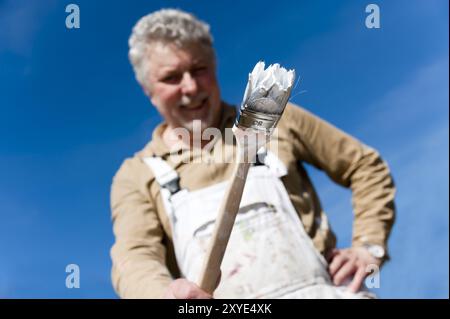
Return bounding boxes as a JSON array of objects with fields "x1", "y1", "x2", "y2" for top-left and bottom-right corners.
[{"x1": 368, "y1": 245, "x2": 385, "y2": 258}]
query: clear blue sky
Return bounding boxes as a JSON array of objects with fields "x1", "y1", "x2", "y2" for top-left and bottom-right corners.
[{"x1": 0, "y1": 0, "x2": 448, "y2": 298}]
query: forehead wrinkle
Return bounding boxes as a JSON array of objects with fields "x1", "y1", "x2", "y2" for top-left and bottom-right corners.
[
  {"x1": 153, "y1": 55, "x2": 206, "y2": 78},
  {"x1": 146, "y1": 42, "x2": 215, "y2": 84}
]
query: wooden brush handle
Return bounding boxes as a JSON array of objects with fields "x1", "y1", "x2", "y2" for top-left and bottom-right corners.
[{"x1": 198, "y1": 160, "x2": 252, "y2": 294}]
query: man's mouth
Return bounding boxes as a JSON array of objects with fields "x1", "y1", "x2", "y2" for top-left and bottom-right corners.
[{"x1": 181, "y1": 97, "x2": 208, "y2": 111}]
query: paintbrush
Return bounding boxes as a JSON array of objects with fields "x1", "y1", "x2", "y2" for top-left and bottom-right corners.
[{"x1": 198, "y1": 61, "x2": 295, "y2": 294}]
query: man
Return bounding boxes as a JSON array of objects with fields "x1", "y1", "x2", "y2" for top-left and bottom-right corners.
[{"x1": 110, "y1": 8, "x2": 395, "y2": 299}]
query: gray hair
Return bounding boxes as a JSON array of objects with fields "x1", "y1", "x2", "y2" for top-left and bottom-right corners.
[{"x1": 128, "y1": 8, "x2": 214, "y2": 89}]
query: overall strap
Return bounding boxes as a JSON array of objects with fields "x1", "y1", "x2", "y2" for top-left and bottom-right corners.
[
  {"x1": 143, "y1": 156, "x2": 181, "y2": 195},
  {"x1": 143, "y1": 155, "x2": 186, "y2": 226}
]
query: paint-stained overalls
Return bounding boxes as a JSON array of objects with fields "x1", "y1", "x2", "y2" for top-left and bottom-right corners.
[{"x1": 144, "y1": 148, "x2": 375, "y2": 299}]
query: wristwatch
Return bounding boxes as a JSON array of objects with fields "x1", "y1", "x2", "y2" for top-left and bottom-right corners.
[{"x1": 363, "y1": 244, "x2": 386, "y2": 259}]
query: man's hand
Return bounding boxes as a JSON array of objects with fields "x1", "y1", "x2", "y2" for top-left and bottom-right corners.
[
  {"x1": 163, "y1": 271, "x2": 221, "y2": 299},
  {"x1": 163, "y1": 278, "x2": 214, "y2": 299},
  {"x1": 327, "y1": 247, "x2": 382, "y2": 293}
]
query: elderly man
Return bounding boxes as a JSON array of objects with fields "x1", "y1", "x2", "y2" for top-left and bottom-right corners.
[{"x1": 110, "y1": 8, "x2": 395, "y2": 299}]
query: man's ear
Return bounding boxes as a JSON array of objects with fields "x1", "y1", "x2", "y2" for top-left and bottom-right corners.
[
  {"x1": 149, "y1": 95, "x2": 157, "y2": 106},
  {"x1": 148, "y1": 90, "x2": 157, "y2": 106},
  {"x1": 142, "y1": 84, "x2": 152, "y2": 98}
]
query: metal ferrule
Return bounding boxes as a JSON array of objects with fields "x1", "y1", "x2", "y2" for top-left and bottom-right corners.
[{"x1": 235, "y1": 107, "x2": 281, "y2": 132}]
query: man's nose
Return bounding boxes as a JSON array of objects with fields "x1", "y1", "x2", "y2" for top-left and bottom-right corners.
[{"x1": 180, "y1": 72, "x2": 198, "y2": 95}]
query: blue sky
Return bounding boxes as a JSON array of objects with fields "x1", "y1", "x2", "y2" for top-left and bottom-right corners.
[{"x1": 0, "y1": 0, "x2": 448, "y2": 298}]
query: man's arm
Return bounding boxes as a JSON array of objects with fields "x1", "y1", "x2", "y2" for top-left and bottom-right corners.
[
  {"x1": 283, "y1": 103, "x2": 396, "y2": 291},
  {"x1": 110, "y1": 158, "x2": 173, "y2": 298}
]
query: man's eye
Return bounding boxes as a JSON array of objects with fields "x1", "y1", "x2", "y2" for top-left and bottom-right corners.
[
  {"x1": 161, "y1": 74, "x2": 181, "y2": 84},
  {"x1": 192, "y1": 67, "x2": 208, "y2": 76}
]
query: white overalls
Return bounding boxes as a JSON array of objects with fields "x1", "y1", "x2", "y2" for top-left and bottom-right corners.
[{"x1": 144, "y1": 148, "x2": 374, "y2": 299}]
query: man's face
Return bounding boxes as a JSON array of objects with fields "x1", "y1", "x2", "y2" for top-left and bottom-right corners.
[{"x1": 145, "y1": 42, "x2": 222, "y2": 131}]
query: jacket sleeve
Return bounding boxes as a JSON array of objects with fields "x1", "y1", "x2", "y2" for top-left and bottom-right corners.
[
  {"x1": 284, "y1": 104, "x2": 396, "y2": 259},
  {"x1": 110, "y1": 158, "x2": 172, "y2": 298}
]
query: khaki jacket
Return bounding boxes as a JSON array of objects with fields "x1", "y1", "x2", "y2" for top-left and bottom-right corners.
[{"x1": 110, "y1": 102, "x2": 396, "y2": 298}]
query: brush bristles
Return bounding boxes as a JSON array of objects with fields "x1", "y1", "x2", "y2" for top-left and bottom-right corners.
[{"x1": 237, "y1": 61, "x2": 295, "y2": 131}]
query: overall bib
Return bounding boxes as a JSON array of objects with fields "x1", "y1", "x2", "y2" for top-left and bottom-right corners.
[{"x1": 144, "y1": 149, "x2": 374, "y2": 299}]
